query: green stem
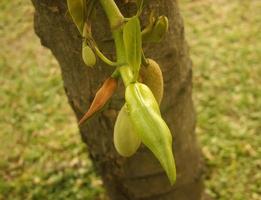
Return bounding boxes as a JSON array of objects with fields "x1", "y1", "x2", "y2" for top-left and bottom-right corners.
[
  {"x1": 111, "y1": 69, "x2": 120, "y2": 79},
  {"x1": 85, "y1": 37, "x2": 118, "y2": 66},
  {"x1": 112, "y1": 30, "x2": 125, "y2": 63},
  {"x1": 98, "y1": 0, "x2": 124, "y2": 29},
  {"x1": 92, "y1": 45, "x2": 118, "y2": 66},
  {"x1": 118, "y1": 65, "x2": 134, "y2": 86},
  {"x1": 99, "y1": 0, "x2": 134, "y2": 86},
  {"x1": 141, "y1": 50, "x2": 149, "y2": 66}
]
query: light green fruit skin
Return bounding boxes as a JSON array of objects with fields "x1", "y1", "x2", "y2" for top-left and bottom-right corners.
[
  {"x1": 113, "y1": 105, "x2": 141, "y2": 157},
  {"x1": 140, "y1": 59, "x2": 164, "y2": 104},
  {"x1": 125, "y1": 83, "x2": 176, "y2": 185},
  {"x1": 82, "y1": 44, "x2": 96, "y2": 67}
]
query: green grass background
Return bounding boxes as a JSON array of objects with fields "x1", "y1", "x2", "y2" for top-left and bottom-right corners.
[{"x1": 0, "y1": 0, "x2": 260, "y2": 199}]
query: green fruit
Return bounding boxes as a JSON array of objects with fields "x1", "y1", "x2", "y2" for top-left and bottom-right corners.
[
  {"x1": 113, "y1": 105, "x2": 141, "y2": 157},
  {"x1": 140, "y1": 59, "x2": 164, "y2": 104},
  {"x1": 82, "y1": 42, "x2": 96, "y2": 67}
]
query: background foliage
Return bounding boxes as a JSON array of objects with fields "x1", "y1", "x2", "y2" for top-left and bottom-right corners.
[{"x1": 0, "y1": 0, "x2": 260, "y2": 199}]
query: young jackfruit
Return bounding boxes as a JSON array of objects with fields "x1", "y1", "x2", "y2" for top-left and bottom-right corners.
[
  {"x1": 113, "y1": 105, "x2": 141, "y2": 157},
  {"x1": 140, "y1": 59, "x2": 164, "y2": 104}
]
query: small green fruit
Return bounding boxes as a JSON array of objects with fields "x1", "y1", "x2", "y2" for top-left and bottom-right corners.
[
  {"x1": 82, "y1": 42, "x2": 96, "y2": 67},
  {"x1": 113, "y1": 105, "x2": 141, "y2": 157},
  {"x1": 140, "y1": 59, "x2": 164, "y2": 104}
]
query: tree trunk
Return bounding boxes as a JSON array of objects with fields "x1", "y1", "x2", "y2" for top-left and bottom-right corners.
[{"x1": 31, "y1": 0, "x2": 204, "y2": 199}]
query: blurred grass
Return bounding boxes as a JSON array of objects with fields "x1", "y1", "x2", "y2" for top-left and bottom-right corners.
[
  {"x1": 0, "y1": 1, "x2": 103, "y2": 200},
  {"x1": 0, "y1": 0, "x2": 260, "y2": 200},
  {"x1": 180, "y1": 0, "x2": 261, "y2": 199}
]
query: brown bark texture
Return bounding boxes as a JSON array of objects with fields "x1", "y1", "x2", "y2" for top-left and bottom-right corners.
[{"x1": 31, "y1": 0, "x2": 204, "y2": 199}]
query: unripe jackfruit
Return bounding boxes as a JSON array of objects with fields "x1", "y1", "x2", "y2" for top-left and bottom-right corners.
[{"x1": 140, "y1": 59, "x2": 164, "y2": 104}]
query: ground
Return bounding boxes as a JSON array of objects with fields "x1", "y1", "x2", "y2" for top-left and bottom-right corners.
[{"x1": 0, "y1": 0, "x2": 260, "y2": 199}]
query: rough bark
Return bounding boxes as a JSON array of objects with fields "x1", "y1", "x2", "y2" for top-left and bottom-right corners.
[{"x1": 31, "y1": 0, "x2": 204, "y2": 199}]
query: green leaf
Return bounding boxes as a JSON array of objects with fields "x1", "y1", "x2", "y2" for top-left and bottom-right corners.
[
  {"x1": 125, "y1": 83, "x2": 176, "y2": 185},
  {"x1": 123, "y1": 16, "x2": 142, "y2": 81},
  {"x1": 67, "y1": 0, "x2": 86, "y2": 35}
]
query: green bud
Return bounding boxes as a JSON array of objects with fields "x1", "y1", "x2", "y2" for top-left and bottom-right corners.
[
  {"x1": 125, "y1": 83, "x2": 176, "y2": 185},
  {"x1": 82, "y1": 42, "x2": 96, "y2": 67},
  {"x1": 142, "y1": 16, "x2": 169, "y2": 43},
  {"x1": 113, "y1": 105, "x2": 141, "y2": 157}
]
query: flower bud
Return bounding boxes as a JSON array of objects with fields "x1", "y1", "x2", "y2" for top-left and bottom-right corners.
[
  {"x1": 142, "y1": 16, "x2": 169, "y2": 43},
  {"x1": 82, "y1": 42, "x2": 96, "y2": 67}
]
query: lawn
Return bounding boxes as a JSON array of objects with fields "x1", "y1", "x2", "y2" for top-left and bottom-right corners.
[
  {"x1": 0, "y1": 0, "x2": 260, "y2": 200},
  {"x1": 180, "y1": 0, "x2": 260, "y2": 199}
]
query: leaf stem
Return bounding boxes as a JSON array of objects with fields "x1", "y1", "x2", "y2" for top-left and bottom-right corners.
[
  {"x1": 98, "y1": 0, "x2": 124, "y2": 29},
  {"x1": 92, "y1": 45, "x2": 118, "y2": 66}
]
